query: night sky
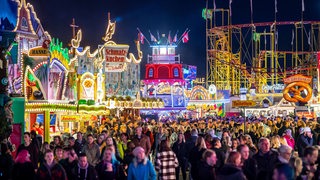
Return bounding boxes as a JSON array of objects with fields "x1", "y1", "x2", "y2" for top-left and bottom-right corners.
[{"x1": 7, "y1": 0, "x2": 320, "y2": 77}]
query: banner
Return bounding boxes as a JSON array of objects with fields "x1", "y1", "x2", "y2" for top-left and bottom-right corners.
[{"x1": 104, "y1": 45, "x2": 129, "y2": 72}]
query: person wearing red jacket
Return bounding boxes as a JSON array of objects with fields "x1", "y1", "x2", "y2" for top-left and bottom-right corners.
[{"x1": 283, "y1": 129, "x2": 295, "y2": 150}]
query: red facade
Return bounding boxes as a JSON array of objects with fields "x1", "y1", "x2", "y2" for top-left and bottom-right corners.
[{"x1": 145, "y1": 64, "x2": 183, "y2": 80}]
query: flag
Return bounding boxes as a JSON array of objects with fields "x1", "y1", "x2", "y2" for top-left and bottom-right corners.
[
  {"x1": 168, "y1": 31, "x2": 172, "y2": 44},
  {"x1": 138, "y1": 32, "x2": 144, "y2": 44},
  {"x1": 182, "y1": 31, "x2": 189, "y2": 43},
  {"x1": 214, "y1": 0, "x2": 216, "y2": 11},
  {"x1": 150, "y1": 32, "x2": 157, "y2": 42},
  {"x1": 275, "y1": 0, "x2": 278, "y2": 14},
  {"x1": 291, "y1": 29, "x2": 294, "y2": 46},
  {"x1": 173, "y1": 33, "x2": 178, "y2": 43},
  {"x1": 302, "y1": 0, "x2": 305, "y2": 12},
  {"x1": 229, "y1": 0, "x2": 232, "y2": 16},
  {"x1": 308, "y1": 31, "x2": 311, "y2": 45}
]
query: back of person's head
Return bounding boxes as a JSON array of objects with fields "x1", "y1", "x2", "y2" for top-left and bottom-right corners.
[
  {"x1": 78, "y1": 152, "x2": 87, "y2": 158},
  {"x1": 303, "y1": 146, "x2": 317, "y2": 158},
  {"x1": 273, "y1": 163, "x2": 294, "y2": 180},
  {"x1": 191, "y1": 128, "x2": 198, "y2": 136},
  {"x1": 202, "y1": 149, "x2": 215, "y2": 160},
  {"x1": 159, "y1": 139, "x2": 171, "y2": 152},
  {"x1": 226, "y1": 151, "x2": 241, "y2": 166},
  {"x1": 278, "y1": 145, "x2": 292, "y2": 154}
]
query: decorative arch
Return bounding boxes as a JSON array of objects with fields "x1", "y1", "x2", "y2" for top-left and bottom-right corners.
[{"x1": 190, "y1": 86, "x2": 210, "y2": 100}]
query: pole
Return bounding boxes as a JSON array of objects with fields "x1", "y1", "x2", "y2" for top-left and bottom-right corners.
[
  {"x1": 243, "y1": 107, "x2": 246, "y2": 134},
  {"x1": 44, "y1": 110, "x2": 50, "y2": 143}
]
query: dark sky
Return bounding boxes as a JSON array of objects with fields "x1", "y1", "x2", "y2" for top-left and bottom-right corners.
[{"x1": 25, "y1": 0, "x2": 320, "y2": 77}]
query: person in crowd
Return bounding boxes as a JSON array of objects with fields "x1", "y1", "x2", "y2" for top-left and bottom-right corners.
[
  {"x1": 221, "y1": 130, "x2": 231, "y2": 153},
  {"x1": 212, "y1": 137, "x2": 225, "y2": 171},
  {"x1": 216, "y1": 151, "x2": 246, "y2": 180},
  {"x1": 276, "y1": 145, "x2": 293, "y2": 164},
  {"x1": 39, "y1": 142, "x2": 50, "y2": 166},
  {"x1": 105, "y1": 136, "x2": 121, "y2": 161},
  {"x1": 272, "y1": 163, "x2": 294, "y2": 180},
  {"x1": 297, "y1": 127, "x2": 314, "y2": 156},
  {"x1": 253, "y1": 137, "x2": 278, "y2": 180},
  {"x1": 153, "y1": 126, "x2": 166, "y2": 157},
  {"x1": 240, "y1": 134, "x2": 257, "y2": 157},
  {"x1": 127, "y1": 146, "x2": 156, "y2": 180},
  {"x1": 172, "y1": 132, "x2": 188, "y2": 180},
  {"x1": 36, "y1": 149, "x2": 67, "y2": 180},
  {"x1": 75, "y1": 132, "x2": 86, "y2": 155},
  {"x1": 283, "y1": 129, "x2": 295, "y2": 150},
  {"x1": 83, "y1": 134, "x2": 100, "y2": 167},
  {"x1": 0, "y1": 142, "x2": 14, "y2": 180},
  {"x1": 189, "y1": 136, "x2": 207, "y2": 180},
  {"x1": 198, "y1": 149, "x2": 217, "y2": 180},
  {"x1": 237, "y1": 144, "x2": 257, "y2": 180},
  {"x1": 270, "y1": 135, "x2": 281, "y2": 150},
  {"x1": 204, "y1": 134, "x2": 213, "y2": 149},
  {"x1": 123, "y1": 141, "x2": 136, "y2": 170},
  {"x1": 131, "y1": 127, "x2": 151, "y2": 157},
  {"x1": 299, "y1": 146, "x2": 319, "y2": 179},
  {"x1": 71, "y1": 153, "x2": 99, "y2": 180},
  {"x1": 12, "y1": 150, "x2": 35, "y2": 180},
  {"x1": 290, "y1": 156, "x2": 303, "y2": 179},
  {"x1": 59, "y1": 148, "x2": 78, "y2": 180},
  {"x1": 96, "y1": 134, "x2": 107, "y2": 157},
  {"x1": 30, "y1": 130, "x2": 41, "y2": 150},
  {"x1": 185, "y1": 128, "x2": 198, "y2": 157},
  {"x1": 96, "y1": 147, "x2": 125, "y2": 180},
  {"x1": 17, "y1": 132, "x2": 39, "y2": 170},
  {"x1": 52, "y1": 135, "x2": 64, "y2": 148},
  {"x1": 54, "y1": 145, "x2": 64, "y2": 162},
  {"x1": 117, "y1": 133, "x2": 130, "y2": 160},
  {"x1": 155, "y1": 139, "x2": 179, "y2": 180},
  {"x1": 230, "y1": 138, "x2": 240, "y2": 152}
]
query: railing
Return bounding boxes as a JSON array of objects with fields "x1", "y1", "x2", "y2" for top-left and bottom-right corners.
[{"x1": 147, "y1": 54, "x2": 180, "y2": 64}]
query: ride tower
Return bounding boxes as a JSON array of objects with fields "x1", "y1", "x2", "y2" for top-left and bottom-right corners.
[{"x1": 141, "y1": 33, "x2": 187, "y2": 109}]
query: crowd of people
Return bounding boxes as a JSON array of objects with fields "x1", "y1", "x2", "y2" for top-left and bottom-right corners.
[{"x1": 0, "y1": 115, "x2": 319, "y2": 180}]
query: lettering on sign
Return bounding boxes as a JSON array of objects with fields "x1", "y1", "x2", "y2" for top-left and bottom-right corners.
[
  {"x1": 61, "y1": 115, "x2": 79, "y2": 122},
  {"x1": 105, "y1": 45, "x2": 129, "y2": 63},
  {"x1": 28, "y1": 46, "x2": 49, "y2": 57},
  {"x1": 232, "y1": 100, "x2": 256, "y2": 107}
]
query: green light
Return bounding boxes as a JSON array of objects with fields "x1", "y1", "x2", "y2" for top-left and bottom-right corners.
[{"x1": 202, "y1": 8, "x2": 212, "y2": 20}]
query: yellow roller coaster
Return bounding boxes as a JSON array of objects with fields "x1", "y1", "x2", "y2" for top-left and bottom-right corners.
[{"x1": 204, "y1": 7, "x2": 320, "y2": 95}]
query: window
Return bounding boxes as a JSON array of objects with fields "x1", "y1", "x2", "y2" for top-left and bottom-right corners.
[
  {"x1": 148, "y1": 68, "x2": 154, "y2": 78},
  {"x1": 160, "y1": 47, "x2": 166, "y2": 55},
  {"x1": 21, "y1": 17, "x2": 28, "y2": 30},
  {"x1": 173, "y1": 68, "x2": 179, "y2": 77},
  {"x1": 168, "y1": 47, "x2": 175, "y2": 55},
  {"x1": 153, "y1": 48, "x2": 159, "y2": 55}
]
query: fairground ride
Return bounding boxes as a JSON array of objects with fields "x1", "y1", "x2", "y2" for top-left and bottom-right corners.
[{"x1": 204, "y1": 2, "x2": 320, "y2": 96}]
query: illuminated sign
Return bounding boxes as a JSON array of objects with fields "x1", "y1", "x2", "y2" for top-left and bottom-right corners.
[
  {"x1": 28, "y1": 46, "x2": 49, "y2": 57},
  {"x1": 104, "y1": 45, "x2": 129, "y2": 72},
  {"x1": 232, "y1": 100, "x2": 256, "y2": 107},
  {"x1": 61, "y1": 115, "x2": 80, "y2": 122},
  {"x1": 105, "y1": 45, "x2": 129, "y2": 62}
]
